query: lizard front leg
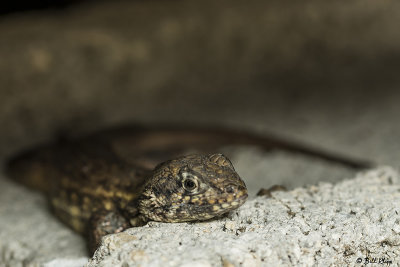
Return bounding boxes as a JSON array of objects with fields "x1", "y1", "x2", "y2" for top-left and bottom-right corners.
[{"x1": 87, "y1": 210, "x2": 130, "y2": 254}]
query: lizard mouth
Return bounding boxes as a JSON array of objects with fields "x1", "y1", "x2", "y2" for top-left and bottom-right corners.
[
  {"x1": 228, "y1": 192, "x2": 248, "y2": 206},
  {"x1": 207, "y1": 188, "x2": 248, "y2": 213},
  {"x1": 144, "y1": 190, "x2": 249, "y2": 223},
  {"x1": 235, "y1": 193, "x2": 248, "y2": 202}
]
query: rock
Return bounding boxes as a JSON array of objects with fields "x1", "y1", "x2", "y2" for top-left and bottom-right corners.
[
  {"x1": 0, "y1": 176, "x2": 89, "y2": 266},
  {"x1": 87, "y1": 167, "x2": 400, "y2": 266}
]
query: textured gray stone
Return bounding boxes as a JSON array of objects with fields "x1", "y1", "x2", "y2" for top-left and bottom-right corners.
[
  {"x1": 0, "y1": 174, "x2": 89, "y2": 266},
  {"x1": 87, "y1": 167, "x2": 400, "y2": 266}
]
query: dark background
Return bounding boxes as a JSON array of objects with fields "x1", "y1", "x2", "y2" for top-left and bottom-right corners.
[{"x1": 1, "y1": 0, "x2": 399, "y2": 167}]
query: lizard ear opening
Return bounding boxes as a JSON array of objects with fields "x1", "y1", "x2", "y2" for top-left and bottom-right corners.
[{"x1": 208, "y1": 153, "x2": 235, "y2": 170}]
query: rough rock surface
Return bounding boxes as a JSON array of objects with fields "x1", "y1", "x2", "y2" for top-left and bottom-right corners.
[
  {"x1": 0, "y1": 174, "x2": 88, "y2": 267},
  {"x1": 87, "y1": 167, "x2": 400, "y2": 267}
]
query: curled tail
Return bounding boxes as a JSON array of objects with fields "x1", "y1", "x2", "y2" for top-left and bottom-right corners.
[
  {"x1": 109, "y1": 125, "x2": 374, "y2": 170},
  {"x1": 5, "y1": 124, "x2": 373, "y2": 195}
]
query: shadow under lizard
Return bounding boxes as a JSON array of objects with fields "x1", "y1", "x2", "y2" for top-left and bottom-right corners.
[{"x1": 5, "y1": 125, "x2": 372, "y2": 254}]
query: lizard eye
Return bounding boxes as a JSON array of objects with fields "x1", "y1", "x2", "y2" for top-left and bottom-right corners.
[
  {"x1": 180, "y1": 170, "x2": 200, "y2": 194},
  {"x1": 181, "y1": 171, "x2": 199, "y2": 192},
  {"x1": 183, "y1": 178, "x2": 198, "y2": 191}
]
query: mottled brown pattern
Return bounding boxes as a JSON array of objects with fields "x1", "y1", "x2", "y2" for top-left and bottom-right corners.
[
  {"x1": 6, "y1": 125, "x2": 371, "y2": 254},
  {"x1": 6, "y1": 127, "x2": 250, "y2": 253},
  {"x1": 138, "y1": 154, "x2": 247, "y2": 223}
]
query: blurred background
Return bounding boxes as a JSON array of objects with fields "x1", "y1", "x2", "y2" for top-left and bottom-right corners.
[{"x1": 1, "y1": 0, "x2": 400, "y2": 175}]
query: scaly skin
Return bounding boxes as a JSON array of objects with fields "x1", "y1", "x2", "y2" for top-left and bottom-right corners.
[
  {"x1": 6, "y1": 125, "x2": 371, "y2": 253},
  {"x1": 138, "y1": 154, "x2": 247, "y2": 223},
  {"x1": 6, "y1": 127, "x2": 250, "y2": 253}
]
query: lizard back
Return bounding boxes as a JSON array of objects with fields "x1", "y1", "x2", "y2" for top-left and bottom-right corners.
[{"x1": 6, "y1": 134, "x2": 150, "y2": 233}]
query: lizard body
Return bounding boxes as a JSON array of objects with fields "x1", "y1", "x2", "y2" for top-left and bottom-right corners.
[{"x1": 6, "y1": 125, "x2": 371, "y2": 253}]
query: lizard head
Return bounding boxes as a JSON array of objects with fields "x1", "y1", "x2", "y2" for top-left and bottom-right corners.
[{"x1": 138, "y1": 153, "x2": 248, "y2": 222}]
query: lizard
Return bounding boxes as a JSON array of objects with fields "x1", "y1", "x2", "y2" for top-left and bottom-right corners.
[{"x1": 5, "y1": 125, "x2": 372, "y2": 254}]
